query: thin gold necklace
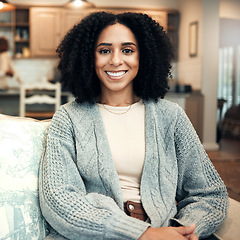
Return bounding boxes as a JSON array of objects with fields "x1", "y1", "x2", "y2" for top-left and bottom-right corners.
[{"x1": 102, "y1": 104, "x2": 132, "y2": 115}]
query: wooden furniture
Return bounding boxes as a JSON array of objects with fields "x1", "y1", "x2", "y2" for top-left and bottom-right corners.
[
  {"x1": 185, "y1": 91, "x2": 204, "y2": 142},
  {"x1": 0, "y1": 89, "x2": 71, "y2": 116},
  {"x1": 19, "y1": 82, "x2": 61, "y2": 119},
  {"x1": 0, "y1": 7, "x2": 30, "y2": 58},
  {"x1": 30, "y1": 8, "x2": 62, "y2": 57},
  {"x1": 0, "y1": 6, "x2": 179, "y2": 58},
  {"x1": 166, "y1": 91, "x2": 204, "y2": 142},
  {"x1": 29, "y1": 7, "x2": 169, "y2": 57}
]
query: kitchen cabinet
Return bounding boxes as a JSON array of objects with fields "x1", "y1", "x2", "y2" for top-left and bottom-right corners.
[
  {"x1": 185, "y1": 91, "x2": 204, "y2": 142},
  {"x1": 0, "y1": 6, "x2": 179, "y2": 58},
  {"x1": 0, "y1": 11, "x2": 14, "y2": 55},
  {"x1": 166, "y1": 91, "x2": 204, "y2": 142},
  {"x1": 96, "y1": 9, "x2": 179, "y2": 60},
  {"x1": 30, "y1": 8, "x2": 62, "y2": 57},
  {"x1": 0, "y1": 89, "x2": 72, "y2": 116},
  {"x1": 30, "y1": 8, "x2": 92, "y2": 57},
  {"x1": 62, "y1": 9, "x2": 92, "y2": 35},
  {"x1": 97, "y1": 8, "x2": 168, "y2": 30},
  {"x1": 15, "y1": 8, "x2": 30, "y2": 58},
  {"x1": 167, "y1": 12, "x2": 180, "y2": 60},
  {"x1": 0, "y1": 7, "x2": 30, "y2": 58},
  {"x1": 149, "y1": 11, "x2": 168, "y2": 30}
]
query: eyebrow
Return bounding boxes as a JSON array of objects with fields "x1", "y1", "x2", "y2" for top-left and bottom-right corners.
[{"x1": 96, "y1": 42, "x2": 137, "y2": 48}]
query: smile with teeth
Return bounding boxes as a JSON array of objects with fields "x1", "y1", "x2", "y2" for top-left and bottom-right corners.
[{"x1": 106, "y1": 71, "x2": 127, "y2": 77}]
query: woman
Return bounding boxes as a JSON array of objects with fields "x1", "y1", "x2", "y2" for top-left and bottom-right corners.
[
  {"x1": 39, "y1": 12, "x2": 228, "y2": 240},
  {"x1": 0, "y1": 37, "x2": 21, "y2": 90}
]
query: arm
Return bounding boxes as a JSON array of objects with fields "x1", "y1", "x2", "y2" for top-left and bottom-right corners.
[
  {"x1": 39, "y1": 107, "x2": 150, "y2": 240},
  {"x1": 171, "y1": 106, "x2": 229, "y2": 238},
  {"x1": 6, "y1": 54, "x2": 22, "y2": 83},
  {"x1": 0, "y1": 53, "x2": 22, "y2": 82},
  {"x1": 139, "y1": 224, "x2": 198, "y2": 240},
  {"x1": 0, "y1": 54, "x2": 5, "y2": 77}
]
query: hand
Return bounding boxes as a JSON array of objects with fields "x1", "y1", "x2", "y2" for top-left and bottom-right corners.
[
  {"x1": 185, "y1": 233, "x2": 199, "y2": 240},
  {"x1": 6, "y1": 70, "x2": 14, "y2": 77},
  {"x1": 17, "y1": 77, "x2": 23, "y2": 84},
  {"x1": 139, "y1": 224, "x2": 198, "y2": 240}
]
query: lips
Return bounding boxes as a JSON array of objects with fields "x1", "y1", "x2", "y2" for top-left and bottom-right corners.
[{"x1": 106, "y1": 71, "x2": 127, "y2": 78}]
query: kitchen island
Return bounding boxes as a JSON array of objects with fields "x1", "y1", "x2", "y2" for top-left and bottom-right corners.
[
  {"x1": 0, "y1": 89, "x2": 203, "y2": 141},
  {"x1": 0, "y1": 88, "x2": 73, "y2": 116}
]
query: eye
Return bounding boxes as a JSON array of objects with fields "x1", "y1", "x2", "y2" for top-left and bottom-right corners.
[
  {"x1": 99, "y1": 49, "x2": 111, "y2": 54},
  {"x1": 122, "y1": 48, "x2": 134, "y2": 54}
]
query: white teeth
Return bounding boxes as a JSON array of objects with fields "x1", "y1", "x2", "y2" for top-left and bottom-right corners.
[{"x1": 106, "y1": 71, "x2": 126, "y2": 77}]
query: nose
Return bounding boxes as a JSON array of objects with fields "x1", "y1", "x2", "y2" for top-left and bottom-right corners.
[{"x1": 110, "y1": 51, "x2": 123, "y2": 66}]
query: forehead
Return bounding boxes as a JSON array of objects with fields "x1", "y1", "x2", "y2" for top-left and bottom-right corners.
[{"x1": 96, "y1": 23, "x2": 137, "y2": 44}]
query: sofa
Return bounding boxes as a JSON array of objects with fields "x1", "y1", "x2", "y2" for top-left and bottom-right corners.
[{"x1": 0, "y1": 113, "x2": 239, "y2": 240}]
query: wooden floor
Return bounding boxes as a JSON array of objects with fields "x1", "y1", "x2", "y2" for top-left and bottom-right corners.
[{"x1": 207, "y1": 138, "x2": 240, "y2": 202}]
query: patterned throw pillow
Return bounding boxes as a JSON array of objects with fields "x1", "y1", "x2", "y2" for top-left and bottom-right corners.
[{"x1": 0, "y1": 114, "x2": 50, "y2": 240}]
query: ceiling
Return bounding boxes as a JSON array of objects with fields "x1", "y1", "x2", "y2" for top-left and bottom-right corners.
[{"x1": 8, "y1": 0, "x2": 69, "y2": 6}]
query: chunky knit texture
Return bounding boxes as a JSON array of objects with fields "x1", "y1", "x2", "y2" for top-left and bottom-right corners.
[{"x1": 39, "y1": 99, "x2": 229, "y2": 240}]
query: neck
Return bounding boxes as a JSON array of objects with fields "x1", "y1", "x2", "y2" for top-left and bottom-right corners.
[{"x1": 99, "y1": 92, "x2": 139, "y2": 107}]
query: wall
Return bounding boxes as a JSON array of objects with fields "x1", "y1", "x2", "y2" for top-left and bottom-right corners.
[
  {"x1": 177, "y1": 0, "x2": 203, "y2": 90},
  {"x1": 177, "y1": 0, "x2": 220, "y2": 150},
  {"x1": 220, "y1": 0, "x2": 240, "y2": 19},
  {"x1": 219, "y1": 0, "x2": 240, "y2": 111},
  {"x1": 201, "y1": 0, "x2": 220, "y2": 150}
]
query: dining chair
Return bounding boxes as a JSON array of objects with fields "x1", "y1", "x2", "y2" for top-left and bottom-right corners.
[{"x1": 19, "y1": 82, "x2": 61, "y2": 119}]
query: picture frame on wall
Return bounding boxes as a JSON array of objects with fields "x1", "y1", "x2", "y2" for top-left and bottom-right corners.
[{"x1": 189, "y1": 21, "x2": 198, "y2": 57}]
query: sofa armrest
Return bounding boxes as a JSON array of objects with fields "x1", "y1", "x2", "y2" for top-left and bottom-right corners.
[
  {"x1": 0, "y1": 114, "x2": 51, "y2": 239},
  {"x1": 214, "y1": 198, "x2": 240, "y2": 240}
]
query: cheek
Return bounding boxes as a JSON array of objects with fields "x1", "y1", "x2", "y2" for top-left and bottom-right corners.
[
  {"x1": 95, "y1": 56, "x2": 104, "y2": 79},
  {"x1": 95, "y1": 55, "x2": 100, "y2": 69},
  {"x1": 130, "y1": 56, "x2": 139, "y2": 70},
  {"x1": 95, "y1": 54, "x2": 108, "y2": 69},
  {"x1": 131, "y1": 52, "x2": 139, "y2": 65}
]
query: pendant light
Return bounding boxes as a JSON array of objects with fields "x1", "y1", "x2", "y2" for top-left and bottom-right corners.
[
  {"x1": 0, "y1": 0, "x2": 15, "y2": 12},
  {"x1": 65, "y1": 0, "x2": 95, "y2": 9}
]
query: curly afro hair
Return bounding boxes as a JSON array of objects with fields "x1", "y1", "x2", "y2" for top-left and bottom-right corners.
[{"x1": 57, "y1": 11, "x2": 174, "y2": 104}]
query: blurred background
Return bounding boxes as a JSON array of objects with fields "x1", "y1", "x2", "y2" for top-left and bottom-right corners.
[{"x1": 0, "y1": 0, "x2": 239, "y2": 201}]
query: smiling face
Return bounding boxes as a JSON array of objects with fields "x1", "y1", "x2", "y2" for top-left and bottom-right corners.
[{"x1": 95, "y1": 23, "x2": 139, "y2": 103}]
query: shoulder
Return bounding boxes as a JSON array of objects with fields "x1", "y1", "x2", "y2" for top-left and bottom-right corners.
[
  {"x1": 48, "y1": 101, "x2": 93, "y2": 138},
  {"x1": 0, "y1": 52, "x2": 9, "y2": 60},
  {"x1": 144, "y1": 98, "x2": 184, "y2": 119},
  {"x1": 2, "y1": 52, "x2": 11, "y2": 59},
  {"x1": 60, "y1": 100, "x2": 97, "y2": 117},
  {"x1": 52, "y1": 101, "x2": 98, "y2": 127}
]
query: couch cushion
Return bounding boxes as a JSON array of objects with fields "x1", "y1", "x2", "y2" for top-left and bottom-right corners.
[
  {"x1": 214, "y1": 198, "x2": 240, "y2": 240},
  {"x1": 0, "y1": 114, "x2": 50, "y2": 240}
]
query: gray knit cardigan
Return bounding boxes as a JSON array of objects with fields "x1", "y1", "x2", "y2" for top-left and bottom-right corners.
[{"x1": 39, "y1": 99, "x2": 229, "y2": 240}]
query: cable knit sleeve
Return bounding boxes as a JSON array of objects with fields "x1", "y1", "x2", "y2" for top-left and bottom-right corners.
[
  {"x1": 39, "y1": 106, "x2": 150, "y2": 240},
  {"x1": 171, "y1": 106, "x2": 229, "y2": 238}
]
